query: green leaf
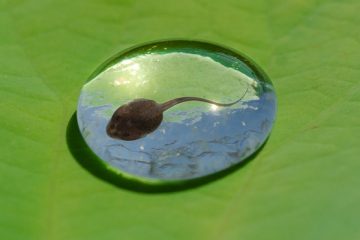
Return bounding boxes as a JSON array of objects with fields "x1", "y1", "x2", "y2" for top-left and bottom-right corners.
[{"x1": 1, "y1": 0, "x2": 359, "y2": 239}]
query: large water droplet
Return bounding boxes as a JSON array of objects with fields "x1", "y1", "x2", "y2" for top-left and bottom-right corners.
[{"x1": 77, "y1": 40, "x2": 276, "y2": 181}]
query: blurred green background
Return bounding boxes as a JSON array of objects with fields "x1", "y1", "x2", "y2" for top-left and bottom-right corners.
[{"x1": 1, "y1": 0, "x2": 359, "y2": 239}]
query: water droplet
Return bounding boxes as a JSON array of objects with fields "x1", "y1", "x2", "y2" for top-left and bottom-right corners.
[{"x1": 77, "y1": 40, "x2": 276, "y2": 181}]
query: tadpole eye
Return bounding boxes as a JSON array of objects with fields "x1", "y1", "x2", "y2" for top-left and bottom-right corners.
[{"x1": 108, "y1": 123, "x2": 115, "y2": 130}]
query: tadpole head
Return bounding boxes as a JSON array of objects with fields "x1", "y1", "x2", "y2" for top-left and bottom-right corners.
[
  {"x1": 106, "y1": 106, "x2": 145, "y2": 141},
  {"x1": 106, "y1": 99, "x2": 164, "y2": 141}
]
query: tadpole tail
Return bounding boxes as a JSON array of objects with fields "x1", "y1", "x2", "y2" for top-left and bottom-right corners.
[{"x1": 161, "y1": 86, "x2": 249, "y2": 112}]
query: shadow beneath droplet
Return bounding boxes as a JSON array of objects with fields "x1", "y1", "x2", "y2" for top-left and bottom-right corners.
[{"x1": 66, "y1": 112, "x2": 267, "y2": 194}]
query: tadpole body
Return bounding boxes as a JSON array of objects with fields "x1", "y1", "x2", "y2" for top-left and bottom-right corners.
[{"x1": 107, "y1": 89, "x2": 248, "y2": 141}]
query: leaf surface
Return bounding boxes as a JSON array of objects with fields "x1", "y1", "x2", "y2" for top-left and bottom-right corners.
[{"x1": 0, "y1": 0, "x2": 359, "y2": 239}]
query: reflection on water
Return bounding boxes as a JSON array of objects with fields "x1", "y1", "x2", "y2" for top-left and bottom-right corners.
[{"x1": 78, "y1": 90, "x2": 275, "y2": 180}]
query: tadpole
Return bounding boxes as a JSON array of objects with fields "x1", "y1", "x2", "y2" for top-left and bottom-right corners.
[{"x1": 106, "y1": 88, "x2": 248, "y2": 141}]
